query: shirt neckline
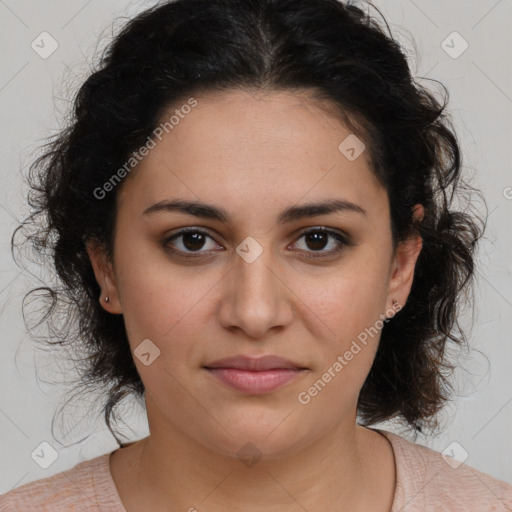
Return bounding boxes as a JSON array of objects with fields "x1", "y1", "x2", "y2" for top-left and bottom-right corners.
[
  {"x1": 93, "y1": 451, "x2": 128, "y2": 511},
  {"x1": 98, "y1": 428, "x2": 404, "y2": 512},
  {"x1": 368, "y1": 427, "x2": 405, "y2": 512}
]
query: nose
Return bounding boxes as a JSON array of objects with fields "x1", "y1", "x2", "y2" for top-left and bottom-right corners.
[{"x1": 217, "y1": 246, "x2": 294, "y2": 339}]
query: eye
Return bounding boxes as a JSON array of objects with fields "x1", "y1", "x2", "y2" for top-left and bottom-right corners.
[
  {"x1": 163, "y1": 226, "x2": 350, "y2": 258},
  {"x1": 291, "y1": 227, "x2": 349, "y2": 257},
  {"x1": 164, "y1": 228, "x2": 221, "y2": 255}
]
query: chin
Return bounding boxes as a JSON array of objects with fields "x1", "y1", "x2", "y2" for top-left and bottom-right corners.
[{"x1": 198, "y1": 415, "x2": 314, "y2": 462}]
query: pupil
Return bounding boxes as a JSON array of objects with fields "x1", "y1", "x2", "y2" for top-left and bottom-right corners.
[
  {"x1": 181, "y1": 232, "x2": 329, "y2": 252},
  {"x1": 183, "y1": 232, "x2": 205, "y2": 251},
  {"x1": 306, "y1": 232, "x2": 327, "y2": 250}
]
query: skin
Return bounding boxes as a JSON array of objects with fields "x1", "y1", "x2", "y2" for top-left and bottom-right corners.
[{"x1": 87, "y1": 88, "x2": 424, "y2": 512}]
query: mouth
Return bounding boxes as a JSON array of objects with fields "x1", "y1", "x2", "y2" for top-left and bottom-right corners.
[
  {"x1": 203, "y1": 355, "x2": 308, "y2": 394},
  {"x1": 203, "y1": 367, "x2": 307, "y2": 394}
]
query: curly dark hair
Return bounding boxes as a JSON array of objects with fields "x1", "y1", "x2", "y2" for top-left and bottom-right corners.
[{"x1": 12, "y1": 0, "x2": 486, "y2": 445}]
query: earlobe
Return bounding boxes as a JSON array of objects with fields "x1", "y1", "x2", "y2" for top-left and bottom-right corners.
[
  {"x1": 387, "y1": 204, "x2": 424, "y2": 308},
  {"x1": 85, "y1": 238, "x2": 123, "y2": 314}
]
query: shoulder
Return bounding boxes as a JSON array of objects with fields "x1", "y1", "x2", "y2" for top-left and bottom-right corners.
[
  {"x1": 0, "y1": 452, "x2": 121, "y2": 512},
  {"x1": 378, "y1": 429, "x2": 512, "y2": 512}
]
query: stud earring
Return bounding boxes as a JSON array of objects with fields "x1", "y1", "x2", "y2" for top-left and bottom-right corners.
[
  {"x1": 104, "y1": 296, "x2": 110, "y2": 303},
  {"x1": 385, "y1": 298, "x2": 401, "y2": 320}
]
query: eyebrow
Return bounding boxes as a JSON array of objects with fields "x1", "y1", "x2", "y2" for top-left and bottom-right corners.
[{"x1": 142, "y1": 198, "x2": 367, "y2": 224}]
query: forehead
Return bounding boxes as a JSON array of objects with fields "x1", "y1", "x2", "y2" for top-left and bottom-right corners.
[{"x1": 117, "y1": 88, "x2": 386, "y2": 219}]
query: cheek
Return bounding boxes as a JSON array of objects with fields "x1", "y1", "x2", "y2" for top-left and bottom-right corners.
[
  {"x1": 295, "y1": 254, "x2": 389, "y2": 388},
  {"x1": 297, "y1": 278, "x2": 384, "y2": 414},
  {"x1": 115, "y1": 265, "x2": 226, "y2": 402},
  {"x1": 301, "y1": 262, "x2": 389, "y2": 341},
  {"x1": 115, "y1": 247, "x2": 214, "y2": 342}
]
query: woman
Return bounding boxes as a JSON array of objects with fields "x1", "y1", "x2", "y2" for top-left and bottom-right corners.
[{"x1": 2, "y1": 0, "x2": 511, "y2": 510}]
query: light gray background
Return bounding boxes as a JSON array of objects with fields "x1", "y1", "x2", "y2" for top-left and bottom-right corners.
[{"x1": 1, "y1": 0, "x2": 511, "y2": 495}]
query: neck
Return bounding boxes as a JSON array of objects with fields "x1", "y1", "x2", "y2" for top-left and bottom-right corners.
[{"x1": 119, "y1": 408, "x2": 395, "y2": 512}]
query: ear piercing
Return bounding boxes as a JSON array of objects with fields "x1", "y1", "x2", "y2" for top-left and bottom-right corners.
[
  {"x1": 385, "y1": 298, "x2": 401, "y2": 320},
  {"x1": 101, "y1": 296, "x2": 401, "y2": 308},
  {"x1": 101, "y1": 296, "x2": 402, "y2": 306},
  {"x1": 103, "y1": 280, "x2": 110, "y2": 303}
]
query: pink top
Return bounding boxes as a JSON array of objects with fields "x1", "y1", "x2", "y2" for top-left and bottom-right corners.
[{"x1": 1, "y1": 430, "x2": 511, "y2": 511}]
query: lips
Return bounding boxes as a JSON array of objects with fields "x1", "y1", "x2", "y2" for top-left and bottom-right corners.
[
  {"x1": 203, "y1": 354, "x2": 305, "y2": 371},
  {"x1": 203, "y1": 355, "x2": 307, "y2": 394}
]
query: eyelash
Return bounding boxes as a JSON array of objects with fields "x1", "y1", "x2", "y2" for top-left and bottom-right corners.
[{"x1": 163, "y1": 227, "x2": 351, "y2": 259}]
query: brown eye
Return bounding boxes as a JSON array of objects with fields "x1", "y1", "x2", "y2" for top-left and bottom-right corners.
[
  {"x1": 163, "y1": 226, "x2": 350, "y2": 259},
  {"x1": 164, "y1": 229, "x2": 221, "y2": 255},
  {"x1": 304, "y1": 231, "x2": 329, "y2": 251},
  {"x1": 180, "y1": 231, "x2": 207, "y2": 251},
  {"x1": 292, "y1": 228, "x2": 350, "y2": 257}
]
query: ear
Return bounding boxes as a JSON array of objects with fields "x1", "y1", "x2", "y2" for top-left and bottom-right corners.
[
  {"x1": 386, "y1": 204, "x2": 424, "y2": 313},
  {"x1": 85, "y1": 238, "x2": 123, "y2": 314}
]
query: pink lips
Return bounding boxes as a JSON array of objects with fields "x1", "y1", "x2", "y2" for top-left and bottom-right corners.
[{"x1": 203, "y1": 355, "x2": 307, "y2": 394}]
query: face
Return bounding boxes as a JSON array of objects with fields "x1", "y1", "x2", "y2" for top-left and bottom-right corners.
[{"x1": 87, "y1": 89, "x2": 422, "y2": 459}]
